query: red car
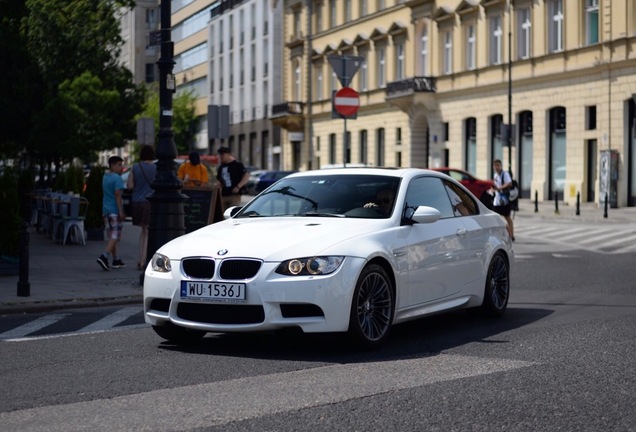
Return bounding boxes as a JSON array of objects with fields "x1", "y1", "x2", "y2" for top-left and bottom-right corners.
[{"x1": 430, "y1": 167, "x2": 494, "y2": 205}]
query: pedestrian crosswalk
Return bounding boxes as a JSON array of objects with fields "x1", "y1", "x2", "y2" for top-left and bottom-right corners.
[
  {"x1": 514, "y1": 221, "x2": 636, "y2": 254},
  {"x1": 0, "y1": 306, "x2": 147, "y2": 341}
]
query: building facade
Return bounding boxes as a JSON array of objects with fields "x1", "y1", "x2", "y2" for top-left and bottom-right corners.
[
  {"x1": 277, "y1": 0, "x2": 636, "y2": 207},
  {"x1": 208, "y1": 0, "x2": 285, "y2": 169}
]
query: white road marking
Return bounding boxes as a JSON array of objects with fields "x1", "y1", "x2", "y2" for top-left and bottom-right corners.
[
  {"x1": 0, "y1": 354, "x2": 536, "y2": 431},
  {"x1": 0, "y1": 314, "x2": 68, "y2": 340},
  {"x1": 78, "y1": 306, "x2": 141, "y2": 332}
]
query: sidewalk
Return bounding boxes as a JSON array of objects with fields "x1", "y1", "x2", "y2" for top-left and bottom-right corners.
[{"x1": 1, "y1": 198, "x2": 634, "y2": 315}]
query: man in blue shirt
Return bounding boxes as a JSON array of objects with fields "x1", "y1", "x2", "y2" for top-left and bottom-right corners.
[{"x1": 97, "y1": 156, "x2": 127, "y2": 270}]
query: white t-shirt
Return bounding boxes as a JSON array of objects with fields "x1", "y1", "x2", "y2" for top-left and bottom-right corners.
[{"x1": 493, "y1": 170, "x2": 512, "y2": 207}]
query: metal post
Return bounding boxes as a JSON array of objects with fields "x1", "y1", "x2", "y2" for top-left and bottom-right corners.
[
  {"x1": 604, "y1": 193, "x2": 608, "y2": 218},
  {"x1": 554, "y1": 190, "x2": 559, "y2": 214},
  {"x1": 576, "y1": 192, "x2": 580, "y2": 216},
  {"x1": 534, "y1": 190, "x2": 539, "y2": 212},
  {"x1": 343, "y1": 117, "x2": 348, "y2": 167},
  {"x1": 507, "y1": 0, "x2": 513, "y2": 173},
  {"x1": 17, "y1": 221, "x2": 30, "y2": 297},
  {"x1": 144, "y1": 0, "x2": 186, "y2": 285}
]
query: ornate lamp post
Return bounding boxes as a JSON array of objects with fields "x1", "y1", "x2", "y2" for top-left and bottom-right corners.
[{"x1": 144, "y1": 0, "x2": 186, "y2": 281}]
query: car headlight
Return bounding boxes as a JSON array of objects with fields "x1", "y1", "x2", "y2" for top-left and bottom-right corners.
[
  {"x1": 151, "y1": 253, "x2": 172, "y2": 272},
  {"x1": 275, "y1": 256, "x2": 344, "y2": 276}
]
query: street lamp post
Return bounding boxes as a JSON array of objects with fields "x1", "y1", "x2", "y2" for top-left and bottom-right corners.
[
  {"x1": 144, "y1": 0, "x2": 186, "y2": 282},
  {"x1": 507, "y1": 1, "x2": 513, "y2": 173}
]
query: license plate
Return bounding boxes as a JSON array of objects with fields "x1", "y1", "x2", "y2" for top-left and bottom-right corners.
[{"x1": 180, "y1": 281, "x2": 246, "y2": 302}]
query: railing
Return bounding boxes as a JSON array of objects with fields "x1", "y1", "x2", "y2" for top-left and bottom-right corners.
[
  {"x1": 386, "y1": 76, "x2": 436, "y2": 97},
  {"x1": 271, "y1": 101, "x2": 305, "y2": 117}
]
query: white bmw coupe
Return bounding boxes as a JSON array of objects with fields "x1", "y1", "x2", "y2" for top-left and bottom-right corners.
[{"x1": 143, "y1": 168, "x2": 513, "y2": 348}]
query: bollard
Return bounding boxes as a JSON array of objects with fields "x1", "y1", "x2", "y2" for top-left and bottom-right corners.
[
  {"x1": 554, "y1": 190, "x2": 560, "y2": 214},
  {"x1": 534, "y1": 191, "x2": 539, "y2": 213},
  {"x1": 17, "y1": 221, "x2": 30, "y2": 297},
  {"x1": 604, "y1": 193, "x2": 608, "y2": 218},
  {"x1": 576, "y1": 192, "x2": 580, "y2": 216}
]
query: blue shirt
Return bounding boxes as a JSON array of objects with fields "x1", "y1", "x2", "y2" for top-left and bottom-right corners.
[{"x1": 102, "y1": 172, "x2": 125, "y2": 215}]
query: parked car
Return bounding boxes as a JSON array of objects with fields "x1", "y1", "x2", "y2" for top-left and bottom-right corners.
[
  {"x1": 245, "y1": 170, "x2": 266, "y2": 195},
  {"x1": 431, "y1": 168, "x2": 494, "y2": 206},
  {"x1": 143, "y1": 167, "x2": 512, "y2": 349},
  {"x1": 254, "y1": 170, "x2": 297, "y2": 193}
]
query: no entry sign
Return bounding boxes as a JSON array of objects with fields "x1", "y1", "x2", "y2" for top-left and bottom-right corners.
[{"x1": 333, "y1": 87, "x2": 360, "y2": 117}]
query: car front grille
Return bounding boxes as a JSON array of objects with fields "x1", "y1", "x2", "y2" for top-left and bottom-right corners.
[
  {"x1": 177, "y1": 303, "x2": 265, "y2": 324},
  {"x1": 219, "y1": 259, "x2": 262, "y2": 279},
  {"x1": 182, "y1": 258, "x2": 215, "y2": 279},
  {"x1": 181, "y1": 258, "x2": 262, "y2": 280}
]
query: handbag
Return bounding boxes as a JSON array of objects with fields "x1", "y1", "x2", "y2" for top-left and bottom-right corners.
[{"x1": 508, "y1": 171, "x2": 519, "y2": 201}]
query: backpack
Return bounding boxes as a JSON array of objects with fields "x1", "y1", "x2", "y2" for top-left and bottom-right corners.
[{"x1": 508, "y1": 171, "x2": 519, "y2": 211}]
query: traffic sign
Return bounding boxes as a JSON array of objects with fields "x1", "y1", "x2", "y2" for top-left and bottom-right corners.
[
  {"x1": 328, "y1": 55, "x2": 364, "y2": 88},
  {"x1": 333, "y1": 87, "x2": 360, "y2": 117}
]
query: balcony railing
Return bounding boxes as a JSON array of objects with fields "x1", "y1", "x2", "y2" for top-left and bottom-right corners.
[
  {"x1": 386, "y1": 77, "x2": 436, "y2": 97},
  {"x1": 271, "y1": 101, "x2": 305, "y2": 117}
]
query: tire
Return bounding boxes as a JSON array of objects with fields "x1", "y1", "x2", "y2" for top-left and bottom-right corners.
[
  {"x1": 152, "y1": 323, "x2": 206, "y2": 345},
  {"x1": 348, "y1": 263, "x2": 394, "y2": 349},
  {"x1": 480, "y1": 252, "x2": 510, "y2": 317}
]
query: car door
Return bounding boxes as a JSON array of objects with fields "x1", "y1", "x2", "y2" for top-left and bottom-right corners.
[{"x1": 402, "y1": 176, "x2": 474, "y2": 307}]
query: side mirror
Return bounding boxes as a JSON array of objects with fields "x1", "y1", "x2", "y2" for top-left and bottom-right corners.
[
  {"x1": 223, "y1": 206, "x2": 242, "y2": 219},
  {"x1": 411, "y1": 206, "x2": 441, "y2": 224}
]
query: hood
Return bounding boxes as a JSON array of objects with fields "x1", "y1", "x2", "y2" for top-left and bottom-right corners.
[{"x1": 158, "y1": 217, "x2": 388, "y2": 261}]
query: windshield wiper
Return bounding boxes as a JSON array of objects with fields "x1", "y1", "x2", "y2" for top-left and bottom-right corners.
[{"x1": 298, "y1": 212, "x2": 346, "y2": 218}]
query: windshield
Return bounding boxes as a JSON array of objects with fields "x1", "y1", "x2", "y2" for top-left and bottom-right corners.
[{"x1": 234, "y1": 174, "x2": 401, "y2": 219}]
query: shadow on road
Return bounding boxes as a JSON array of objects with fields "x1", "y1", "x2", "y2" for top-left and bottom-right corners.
[{"x1": 157, "y1": 306, "x2": 553, "y2": 362}]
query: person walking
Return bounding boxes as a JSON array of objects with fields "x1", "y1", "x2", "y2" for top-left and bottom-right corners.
[
  {"x1": 491, "y1": 159, "x2": 515, "y2": 241},
  {"x1": 97, "y1": 155, "x2": 127, "y2": 270},
  {"x1": 177, "y1": 151, "x2": 209, "y2": 188},
  {"x1": 126, "y1": 144, "x2": 156, "y2": 270},
  {"x1": 216, "y1": 146, "x2": 250, "y2": 211}
]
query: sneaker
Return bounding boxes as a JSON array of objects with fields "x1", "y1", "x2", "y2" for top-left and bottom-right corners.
[
  {"x1": 97, "y1": 255, "x2": 110, "y2": 271},
  {"x1": 111, "y1": 258, "x2": 126, "y2": 269}
]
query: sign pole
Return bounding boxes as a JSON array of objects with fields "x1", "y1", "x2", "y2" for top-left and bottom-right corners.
[{"x1": 343, "y1": 117, "x2": 348, "y2": 168}]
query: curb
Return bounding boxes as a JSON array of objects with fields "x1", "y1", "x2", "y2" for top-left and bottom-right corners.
[{"x1": 0, "y1": 295, "x2": 142, "y2": 316}]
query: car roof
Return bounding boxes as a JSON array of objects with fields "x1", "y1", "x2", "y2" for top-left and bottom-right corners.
[{"x1": 285, "y1": 167, "x2": 447, "y2": 180}]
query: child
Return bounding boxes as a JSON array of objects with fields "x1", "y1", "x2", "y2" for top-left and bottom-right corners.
[{"x1": 97, "y1": 156, "x2": 127, "y2": 270}]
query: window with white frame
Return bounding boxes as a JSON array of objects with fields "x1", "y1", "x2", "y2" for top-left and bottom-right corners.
[
  {"x1": 443, "y1": 30, "x2": 453, "y2": 75},
  {"x1": 466, "y1": 24, "x2": 476, "y2": 70},
  {"x1": 358, "y1": 48, "x2": 368, "y2": 91},
  {"x1": 360, "y1": 0, "x2": 368, "y2": 17},
  {"x1": 517, "y1": 6, "x2": 531, "y2": 59},
  {"x1": 586, "y1": 0, "x2": 599, "y2": 45},
  {"x1": 395, "y1": 43, "x2": 405, "y2": 79},
  {"x1": 315, "y1": 64, "x2": 323, "y2": 100},
  {"x1": 294, "y1": 62, "x2": 301, "y2": 100},
  {"x1": 293, "y1": 8, "x2": 301, "y2": 40},
  {"x1": 420, "y1": 26, "x2": 429, "y2": 75},
  {"x1": 345, "y1": 0, "x2": 352, "y2": 21},
  {"x1": 489, "y1": 16, "x2": 502, "y2": 65},
  {"x1": 330, "y1": 0, "x2": 337, "y2": 27},
  {"x1": 264, "y1": 38, "x2": 269, "y2": 77},
  {"x1": 377, "y1": 47, "x2": 386, "y2": 87},
  {"x1": 548, "y1": 0, "x2": 563, "y2": 53},
  {"x1": 316, "y1": 1, "x2": 323, "y2": 32}
]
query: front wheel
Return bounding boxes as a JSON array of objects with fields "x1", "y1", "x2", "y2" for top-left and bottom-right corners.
[
  {"x1": 348, "y1": 263, "x2": 394, "y2": 349},
  {"x1": 152, "y1": 323, "x2": 206, "y2": 345},
  {"x1": 480, "y1": 252, "x2": 510, "y2": 316}
]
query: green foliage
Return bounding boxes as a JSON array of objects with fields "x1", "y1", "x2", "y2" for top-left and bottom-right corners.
[
  {"x1": 83, "y1": 166, "x2": 105, "y2": 229},
  {"x1": 0, "y1": 167, "x2": 21, "y2": 256},
  {"x1": 53, "y1": 164, "x2": 85, "y2": 195},
  {"x1": 140, "y1": 85, "x2": 198, "y2": 155},
  {"x1": 0, "y1": 0, "x2": 144, "y2": 168}
]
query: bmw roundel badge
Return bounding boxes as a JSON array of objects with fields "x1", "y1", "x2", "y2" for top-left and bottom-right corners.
[{"x1": 217, "y1": 249, "x2": 229, "y2": 256}]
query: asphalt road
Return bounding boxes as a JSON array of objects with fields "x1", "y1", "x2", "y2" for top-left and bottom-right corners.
[{"x1": 1, "y1": 241, "x2": 635, "y2": 431}]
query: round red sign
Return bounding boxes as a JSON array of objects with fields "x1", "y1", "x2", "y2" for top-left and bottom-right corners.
[{"x1": 334, "y1": 87, "x2": 360, "y2": 117}]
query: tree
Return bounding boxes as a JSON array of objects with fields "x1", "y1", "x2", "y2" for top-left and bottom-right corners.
[
  {"x1": 140, "y1": 85, "x2": 198, "y2": 155},
  {"x1": 0, "y1": 0, "x2": 143, "y2": 170}
]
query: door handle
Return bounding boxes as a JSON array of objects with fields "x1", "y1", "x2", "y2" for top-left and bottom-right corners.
[{"x1": 456, "y1": 228, "x2": 467, "y2": 236}]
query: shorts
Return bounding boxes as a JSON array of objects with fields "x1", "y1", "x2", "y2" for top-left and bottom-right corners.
[
  {"x1": 493, "y1": 203, "x2": 512, "y2": 217},
  {"x1": 104, "y1": 214, "x2": 124, "y2": 241},
  {"x1": 131, "y1": 201, "x2": 151, "y2": 227}
]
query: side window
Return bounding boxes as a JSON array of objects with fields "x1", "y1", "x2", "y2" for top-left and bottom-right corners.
[
  {"x1": 443, "y1": 180, "x2": 478, "y2": 216},
  {"x1": 405, "y1": 177, "x2": 454, "y2": 219}
]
